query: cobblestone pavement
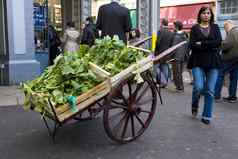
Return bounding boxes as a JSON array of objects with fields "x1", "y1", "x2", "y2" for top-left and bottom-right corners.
[{"x1": 0, "y1": 83, "x2": 238, "y2": 159}]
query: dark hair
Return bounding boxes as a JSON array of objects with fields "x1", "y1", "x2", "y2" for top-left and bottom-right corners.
[
  {"x1": 174, "y1": 21, "x2": 183, "y2": 30},
  {"x1": 86, "y1": 16, "x2": 94, "y2": 23},
  {"x1": 197, "y1": 6, "x2": 214, "y2": 24},
  {"x1": 67, "y1": 21, "x2": 75, "y2": 28},
  {"x1": 161, "y1": 18, "x2": 168, "y2": 26}
]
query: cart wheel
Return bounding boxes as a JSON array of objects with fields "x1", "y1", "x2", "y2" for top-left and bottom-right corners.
[{"x1": 103, "y1": 72, "x2": 157, "y2": 143}]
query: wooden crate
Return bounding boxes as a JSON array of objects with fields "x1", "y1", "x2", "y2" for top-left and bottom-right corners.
[
  {"x1": 111, "y1": 55, "x2": 153, "y2": 87},
  {"x1": 110, "y1": 46, "x2": 153, "y2": 86},
  {"x1": 31, "y1": 62, "x2": 111, "y2": 123}
]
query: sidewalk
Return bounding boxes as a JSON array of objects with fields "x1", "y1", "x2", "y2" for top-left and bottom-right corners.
[
  {"x1": 0, "y1": 72, "x2": 234, "y2": 107},
  {"x1": 0, "y1": 86, "x2": 24, "y2": 107}
]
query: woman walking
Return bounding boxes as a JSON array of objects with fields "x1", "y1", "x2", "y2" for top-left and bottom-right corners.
[
  {"x1": 62, "y1": 22, "x2": 80, "y2": 53},
  {"x1": 187, "y1": 6, "x2": 222, "y2": 124}
]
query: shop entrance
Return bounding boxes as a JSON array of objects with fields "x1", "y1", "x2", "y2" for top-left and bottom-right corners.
[{"x1": 0, "y1": 0, "x2": 8, "y2": 85}]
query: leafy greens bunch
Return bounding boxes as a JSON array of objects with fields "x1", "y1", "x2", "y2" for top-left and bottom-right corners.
[
  {"x1": 22, "y1": 52, "x2": 101, "y2": 113},
  {"x1": 21, "y1": 36, "x2": 146, "y2": 113},
  {"x1": 86, "y1": 36, "x2": 145, "y2": 75}
]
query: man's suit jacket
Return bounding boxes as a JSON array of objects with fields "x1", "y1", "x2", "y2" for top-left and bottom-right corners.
[{"x1": 96, "y1": 2, "x2": 132, "y2": 44}]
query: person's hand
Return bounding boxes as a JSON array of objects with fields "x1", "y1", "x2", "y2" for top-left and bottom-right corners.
[{"x1": 195, "y1": 41, "x2": 202, "y2": 45}]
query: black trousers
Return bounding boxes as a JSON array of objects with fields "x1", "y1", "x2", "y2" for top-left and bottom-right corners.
[{"x1": 172, "y1": 60, "x2": 184, "y2": 90}]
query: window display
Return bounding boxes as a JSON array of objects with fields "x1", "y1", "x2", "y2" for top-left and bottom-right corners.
[{"x1": 34, "y1": 0, "x2": 62, "y2": 52}]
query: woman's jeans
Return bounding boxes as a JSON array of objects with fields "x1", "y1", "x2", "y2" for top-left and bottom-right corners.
[{"x1": 192, "y1": 67, "x2": 219, "y2": 120}]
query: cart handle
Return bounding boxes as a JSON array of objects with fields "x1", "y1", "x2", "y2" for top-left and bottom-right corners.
[
  {"x1": 127, "y1": 45, "x2": 152, "y2": 54},
  {"x1": 153, "y1": 41, "x2": 187, "y2": 64},
  {"x1": 131, "y1": 36, "x2": 152, "y2": 47}
]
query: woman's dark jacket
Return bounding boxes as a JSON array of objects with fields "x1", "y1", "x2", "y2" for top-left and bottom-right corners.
[{"x1": 187, "y1": 23, "x2": 222, "y2": 69}]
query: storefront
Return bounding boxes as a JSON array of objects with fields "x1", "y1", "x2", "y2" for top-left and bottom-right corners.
[
  {"x1": 34, "y1": 0, "x2": 62, "y2": 72},
  {"x1": 160, "y1": 2, "x2": 215, "y2": 31},
  {"x1": 33, "y1": 0, "x2": 85, "y2": 72},
  {"x1": 2, "y1": 0, "x2": 154, "y2": 85}
]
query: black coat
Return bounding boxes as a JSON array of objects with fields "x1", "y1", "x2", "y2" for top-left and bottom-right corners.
[
  {"x1": 172, "y1": 31, "x2": 189, "y2": 62},
  {"x1": 81, "y1": 23, "x2": 99, "y2": 46},
  {"x1": 155, "y1": 27, "x2": 174, "y2": 62},
  {"x1": 96, "y1": 2, "x2": 132, "y2": 44},
  {"x1": 187, "y1": 24, "x2": 222, "y2": 69}
]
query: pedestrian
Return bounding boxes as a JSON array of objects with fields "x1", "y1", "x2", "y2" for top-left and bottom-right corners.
[
  {"x1": 62, "y1": 21, "x2": 80, "y2": 53},
  {"x1": 81, "y1": 16, "x2": 99, "y2": 46},
  {"x1": 96, "y1": 0, "x2": 132, "y2": 44},
  {"x1": 154, "y1": 18, "x2": 174, "y2": 88},
  {"x1": 48, "y1": 25, "x2": 61, "y2": 65},
  {"x1": 215, "y1": 20, "x2": 238, "y2": 103},
  {"x1": 187, "y1": 6, "x2": 222, "y2": 124},
  {"x1": 171, "y1": 21, "x2": 189, "y2": 92}
]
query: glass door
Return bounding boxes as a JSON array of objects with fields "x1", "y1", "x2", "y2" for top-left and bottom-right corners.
[{"x1": 0, "y1": 0, "x2": 8, "y2": 85}]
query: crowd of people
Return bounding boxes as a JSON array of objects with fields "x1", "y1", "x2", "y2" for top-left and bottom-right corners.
[
  {"x1": 48, "y1": 0, "x2": 238, "y2": 125},
  {"x1": 155, "y1": 6, "x2": 238, "y2": 125},
  {"x1": 48, "y1": 0, "x2": 131, "y2": 64}
]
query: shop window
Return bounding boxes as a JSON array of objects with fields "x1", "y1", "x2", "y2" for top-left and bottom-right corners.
[
  {"x1": 34, "y1": 0, "x2": 62, "y2": 53},
  {"x1": 220, "y1": 0, "x2": 238, "y2": 15},
  {"x1": 34, "y1": 1, "x2": 48, "y2": 52}
]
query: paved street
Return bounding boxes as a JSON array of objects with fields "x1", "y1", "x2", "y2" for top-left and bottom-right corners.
[{"x1": 0, "y1": 83, "x2": 238, "y2": 159}]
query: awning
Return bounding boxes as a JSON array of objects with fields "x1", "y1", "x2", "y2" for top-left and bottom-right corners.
[{"x1": 160, "y1": 3, "x2": 214, "y2": 30}]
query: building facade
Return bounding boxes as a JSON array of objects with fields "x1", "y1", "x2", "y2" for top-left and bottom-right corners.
[
  {"x1": 216, "y1": 0, "x2": 238, "y2": 37},
  {"x1": 0, "y1": 0, "x2": 41, "y2": 85},
  {"x1": 160, "y1": 0, "x2": 216, "y2": 31},
  {"x1": 0, "y1": 0, "x2": 158, "y2": 85}
]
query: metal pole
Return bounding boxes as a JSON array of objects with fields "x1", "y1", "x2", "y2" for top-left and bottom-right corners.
[{"x1": 151, "y1": 0, "x2": 159, "y2": 51}]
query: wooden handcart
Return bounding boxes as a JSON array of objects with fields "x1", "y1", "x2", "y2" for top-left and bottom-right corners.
[{"x1": 28, "y1": 37, "x2": 186, "y2": 144}]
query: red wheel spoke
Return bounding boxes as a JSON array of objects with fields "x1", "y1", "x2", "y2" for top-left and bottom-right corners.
[
  {"x1": 121, "y1": 114, "x2": 130, "y2": 140},
  {"x1": 134, "y1": 113, "x2": 145, "y2": 128},
  {"x1": 140, "y1": 110, "x2": 152, "y2": 114},
  {"x1": 135, "y1": 84, "x2": 150, "y2": 103},
  {"x1": 130, "y1": 115, "x2": 135, "y2": 137},
  {"x1": 127, "y1": 82, "x2": 132, "y2": 97},
  {"x1": 132, "y1": 84, "x2": 143, "y2": 97},
  {"x1": 109, "y1": 104, "x2": 128, "y2": 110},
  {"x1": 112, "y1": 99, "x2": 127, "y2": 107},
  {"x1": 136, "y1": 98, "x2": 153, "y2": 105},
  {"x1": 109, "y1": 110, "x2": 125, "y2": 122},
  {"x1": 117, "y1": 91, "x2": 129, "y2": 106},
  {"x1": 112, "y1": 112, "x2": 129, "y2": 136}
]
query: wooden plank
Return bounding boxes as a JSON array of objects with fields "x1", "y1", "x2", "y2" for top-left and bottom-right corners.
[
  {"x1": 133, "y1": 61, "x2": 153, "y2": 74},
  {"x1": 127, "y1": 45, "x2": 152, "y2": 54},
  {"x1": 111, "y1": 64, "x2": 136, "y2": 86},
  {"x1": 58, "y1": 87, "x2": 110, "y2": 122},
  {"x1": 89, "y1": 62, "x2": 111, "y2": 79},
  {"x1": 55, "y1": 79, "x2": 110, "y2": 115}
]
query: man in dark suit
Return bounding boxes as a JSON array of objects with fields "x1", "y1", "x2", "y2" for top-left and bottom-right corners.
[{"x1": 96, "y1": 0, "x2": 132, "y2": 44}]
